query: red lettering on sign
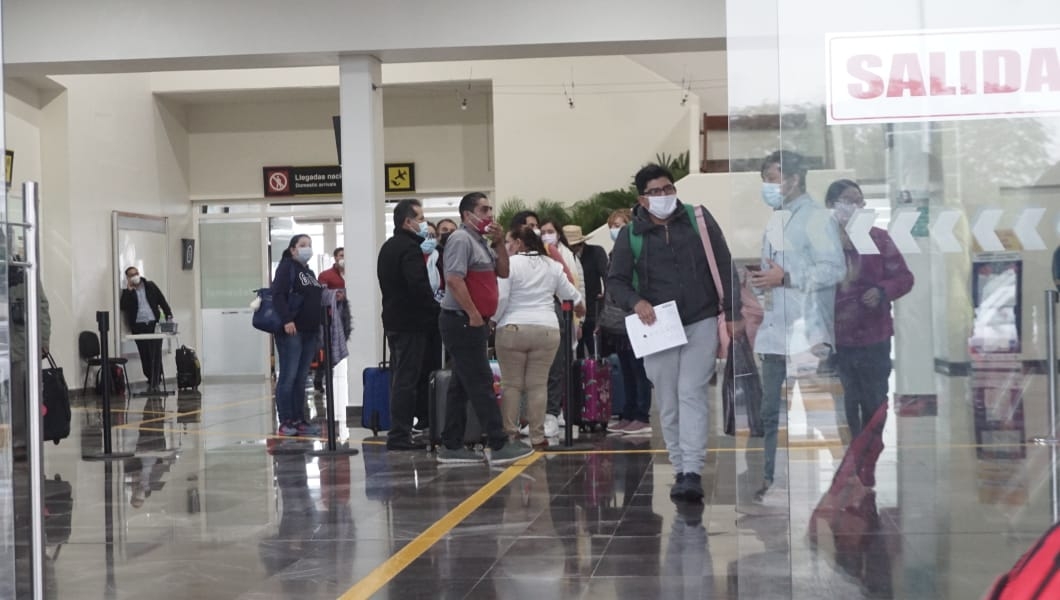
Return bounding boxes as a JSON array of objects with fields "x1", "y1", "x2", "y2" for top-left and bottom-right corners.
[
  {"x1": 983, "y1": 49, "x2": 1021, "y2": 93},
  {"x1": 1026, "y1": 47, "x2": 1060, "y2": 92},
  {"x1": 929, "y1": 52, "x2": 956, "y2": 95},
  {"x1": 887, "y1": 53, "x2": 926, "y2": 97},
  {"x1": 959, "y1": 50, "x2": 978, "y2": 95},
  {"x1": 847, "y1": 54, "x2": 884, "y2": 99}
]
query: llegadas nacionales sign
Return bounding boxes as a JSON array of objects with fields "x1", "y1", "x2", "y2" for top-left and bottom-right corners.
[
  {"x1": 827, "y1": 26, "x2": 1060, "y2": 124},
  {"x1": 263, "y1": 165, "x2": 342, "y2": 197}
]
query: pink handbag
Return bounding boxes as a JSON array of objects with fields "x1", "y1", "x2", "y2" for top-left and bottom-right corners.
[{"x1": 694, "y1": 206, "x2": 764, "y2": 358}]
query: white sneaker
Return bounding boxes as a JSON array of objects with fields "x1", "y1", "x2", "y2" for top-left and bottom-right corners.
[
  {"x1": 557, "y1": 413, "x2": 566, "y2": 427},
  {"x1": 544, "y1": 414, "x2": 559, "y2": 439}
]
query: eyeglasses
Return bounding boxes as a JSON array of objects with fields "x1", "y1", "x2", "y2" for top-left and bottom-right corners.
[
  {"x1": 643, "y1": 184, "x2": 677, "y2": 197},
  {"x1": 836, "y1": 195, "x2": 864, "y2": 206}
]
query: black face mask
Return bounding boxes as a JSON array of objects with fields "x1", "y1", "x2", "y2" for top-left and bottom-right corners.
[{"x1": 439, "y1": 232, "x2": 453, "y2": 247}]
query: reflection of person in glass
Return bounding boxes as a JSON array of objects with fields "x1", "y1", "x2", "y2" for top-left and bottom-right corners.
[
  {"x1": 809, "y1": 402, "x2": 893, "y2": 597},
  {"x1": 751, "y1": 151, "x2": 846, "y2": 503},
  {"x1": 825, "y1": 179, "x2": 913, "y2": 439}
]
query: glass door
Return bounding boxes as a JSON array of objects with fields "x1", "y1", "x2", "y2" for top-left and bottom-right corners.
[{"x1": 727, "y1": 1, "x2": 1060, "y2": 597}]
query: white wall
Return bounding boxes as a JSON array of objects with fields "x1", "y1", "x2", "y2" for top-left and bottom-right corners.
[
  {"x1": 26, "y1": 74, "x2": 195, "y2": 383},
  {"x1": 387, "y1": 55, "x2": 701, "y2": 207},
  {"x1": 185, "y1": 89, "x2": 495, "y2": 199}
]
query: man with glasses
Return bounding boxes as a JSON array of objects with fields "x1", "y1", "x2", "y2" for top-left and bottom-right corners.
[
  {"x1": 607, "y1": 164, "x2": 739, "y2": 503},
  {"x1": 436, "y1": 192, "x2": 534, "y2": 465}
]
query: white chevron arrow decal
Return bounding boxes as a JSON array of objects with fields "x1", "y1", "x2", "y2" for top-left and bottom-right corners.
[
  {"x1": 844, "y1": 209, "x2": 879, "y2": 255},
  {"x1": 971, "y1": 208, "x2": 1005, "y2": 252},
  {"x1": 1013, "y1": 207, "x2": 1046, "y2": 251},
  {"x1": 931, "y1": 210, "x2": 962, "y2": 253},
  {"x1": 888, "y1": 208, "x2": 921, "y2": 255}
]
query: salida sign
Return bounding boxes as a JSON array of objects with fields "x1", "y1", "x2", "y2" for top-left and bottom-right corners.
[{"x1": 827, "y1": 27, "x2": 1060, "y2": 124}]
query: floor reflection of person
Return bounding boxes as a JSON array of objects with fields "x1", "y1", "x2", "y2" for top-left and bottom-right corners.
[
  {"x1": 259, "y1": 455, "x2": 319, "y2": 582},
  {"x1": 825, "y1": 179, "x2": 913, "y2": 440}
]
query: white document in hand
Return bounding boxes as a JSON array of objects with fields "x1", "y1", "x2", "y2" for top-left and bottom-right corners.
[{"x1": 625, "y1": 300, "x2": 688, "y2": 358}]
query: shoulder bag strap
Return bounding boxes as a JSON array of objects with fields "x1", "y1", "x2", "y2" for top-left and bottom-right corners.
[{"x1": 694, "y1": 205, "x2": 731, "y2": 356}]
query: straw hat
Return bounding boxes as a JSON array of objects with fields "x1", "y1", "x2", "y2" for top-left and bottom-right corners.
[{"x1": 562, "y1": 225, "x2": 587, "y2": 245}]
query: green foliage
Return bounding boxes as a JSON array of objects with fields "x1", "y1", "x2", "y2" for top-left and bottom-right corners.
[
  {"x1": 533, "y1": 200, "x2": 572, "y2": 228},
  {"x1": 497, "y1": 197, "x2": 529, "y2": 231},
  {"x1": 654, "y1": 150, "x2": 690, "y2": 181},
  {"x1": 568, "y1": 189, "x2": 639, "y2": 232}
]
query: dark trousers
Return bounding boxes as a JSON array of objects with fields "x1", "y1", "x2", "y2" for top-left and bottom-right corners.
[
  {"x1": 131, "y1": 321, "x2": 162, "y2": 387},
  {"x1": 616, "y1": 347, "x2": 652, "y2": 423},
  {"x1": 760, "y1": 353, "x2": 786, "y2": 484},
  {"x1": 439, "y1": 310, "x2": 506, "y2": 451},
  {"x1": 386, "y1": 330, "x2": 428, "y2": 443},
  {"x1": 835, "y1": 340, "x2": 892, "y2": 438},
  {"x1": 546, "y1": 301, "x2": 570, "y2": 417},
  {"x1": 416, "y1": 325, "x2": 442, "y2": 429},
  {"x1": 575, "y1": 319, "x2": 596, "y2": 359}
]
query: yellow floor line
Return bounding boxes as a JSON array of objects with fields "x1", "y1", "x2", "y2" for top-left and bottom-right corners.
[
  {"x1": 112, "y1": 396, "x2": 269, "y2": 429},
  {"x1": 338, "y1": 452, "x2": 543, "y2": 600}
]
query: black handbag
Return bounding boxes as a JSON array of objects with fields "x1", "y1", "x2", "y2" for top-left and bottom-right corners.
[
  {"x1": 722, "y1": 332, "x2": 764, "y2": 437},
  {"x1": 42, "y1": 352, "x2": 71, "y2": 444},
  {"x1": 597, "y1": 290, "x2": 629, "y2": 336}
]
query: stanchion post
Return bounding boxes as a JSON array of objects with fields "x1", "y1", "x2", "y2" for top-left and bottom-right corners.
[
  {"x1": 84, "y1": 310, "x2": 133, "y2": 460},
  {"x1": 1032, "y1": 289, "x2": 1060, "y2": 523},
  {"x1": 546, "y1": 300, "x2": 593, "y2": 452},
  {"x1": 309, "y1": 301, "x2": 358, "y2": 457}
]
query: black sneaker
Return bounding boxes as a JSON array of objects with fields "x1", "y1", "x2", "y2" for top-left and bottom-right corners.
[
  {"x1": 682, "y1": 473, "x2": 704, "y2": 502},
  {"x1": 670, "y1": 473, "x2": 688, "y2": 500}
]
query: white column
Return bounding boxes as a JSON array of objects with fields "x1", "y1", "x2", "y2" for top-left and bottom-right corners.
[{"x1": 340, "y1": 55, "x2": 385, "y2": 409}]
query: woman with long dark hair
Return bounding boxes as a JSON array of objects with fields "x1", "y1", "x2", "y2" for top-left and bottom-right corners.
[
  {"x1": 271, "y1": 234, "x2": 324, "y2": 437},
  {"x1": 494, "y1": 226, "x2": 584, "y2": 448}
]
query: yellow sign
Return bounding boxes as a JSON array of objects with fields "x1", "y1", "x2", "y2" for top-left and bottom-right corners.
[
  {"x1": 385, "y1": 163, "x2": 415, "y2": 192},
  {"x1": 4, "y1": 150, "x2": 13, "y2": 189}
]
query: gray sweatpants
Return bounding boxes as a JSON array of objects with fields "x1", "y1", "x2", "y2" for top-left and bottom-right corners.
[{"x1": 643, "y1": 317, "x2": 718, "y2": 476}]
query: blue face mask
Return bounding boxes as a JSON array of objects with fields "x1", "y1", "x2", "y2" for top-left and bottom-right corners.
[
  {"x1": 421, "y1": 238, "x2": 438, "y2": 255},
  {"x1": 609, "y1": 227, "x2": 622, "y2": 241},
  {"x1": 417, "y1": 221, "x2": 429, "y2": 238},
  {"x1": 761, "y1": 182, "x2": 784, "y2": 209}
]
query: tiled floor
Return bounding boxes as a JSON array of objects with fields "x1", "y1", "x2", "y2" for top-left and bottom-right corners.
[{"x1": 8, "y1": 373, "x2": 1055, "y2": 599}]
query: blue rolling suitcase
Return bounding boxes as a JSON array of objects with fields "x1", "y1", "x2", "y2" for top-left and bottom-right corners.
[{"x1": 361, "y1": 344, "x2": 391, "y2": 435}]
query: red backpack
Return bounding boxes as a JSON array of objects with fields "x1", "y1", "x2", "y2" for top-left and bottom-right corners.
[{"x1": 984, "y1": 521, "x2": 1060, "y2": 599}]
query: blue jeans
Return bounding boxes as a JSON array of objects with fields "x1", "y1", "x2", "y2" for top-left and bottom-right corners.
[
  {"x1": 835, "y1": 340, "x2": 892, "y2": 438},
  {"x1": 617, "y1": 347, "x2": 652, "y2": 423},
  {"x1": 275, "y1": 331, "x2": 320, "y2": 423},
  {"x1": 759, "y1": 353, "x2": 786, "y2": 484}
]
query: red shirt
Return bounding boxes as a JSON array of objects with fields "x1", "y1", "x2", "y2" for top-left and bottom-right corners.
[{"x1": 318, "y1": 266, "x2": 345, "y2": 289}]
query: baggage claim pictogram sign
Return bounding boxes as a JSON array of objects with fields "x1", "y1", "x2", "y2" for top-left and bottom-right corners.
[{"x1": 263, "y1": 166, "x2": 342, "y2": 197}]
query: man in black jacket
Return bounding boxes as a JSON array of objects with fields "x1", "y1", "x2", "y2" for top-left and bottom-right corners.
[
  {"x1": 607, "y1": 164, "x2": 739, "y2": 503},
  {"x1": 564, "y1": 224, "x2": 608, "y2": 358},
  {"x1": 377, "y1": 199, "x2": 438, "y2": 451},
  {"x1": 120, "y1": 267, "x2": 173, "y2": 393}
]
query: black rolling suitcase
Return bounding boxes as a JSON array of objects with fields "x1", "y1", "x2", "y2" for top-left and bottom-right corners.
[
  {"x1": 175, "y1": 345, "x2": 202, "y2": 391},
  {"x1": 428, "y1": 350, "x2": 485, "y2": 452}
]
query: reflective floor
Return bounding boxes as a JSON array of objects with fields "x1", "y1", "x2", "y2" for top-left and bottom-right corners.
[{"x1": 11, "y1": 372, "x2": 1055, "y2": 599}]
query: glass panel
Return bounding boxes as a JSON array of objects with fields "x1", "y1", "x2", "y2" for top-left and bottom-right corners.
[
  {"x1": 0, "y1": 187, "x2": 16, "y2": 597},
  {"x1": 199, "y1": 222, "x2": 263, "y2": 309},
  {"x1": 729, "y1": 1, "x2": 1060, "y2": 597}
]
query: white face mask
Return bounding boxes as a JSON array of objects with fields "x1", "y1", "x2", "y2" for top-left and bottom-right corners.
[
  {"x1": 541, "y1": 232, "x2": 558, "y2": 246},
  {"x1": 532, "y1": 228, "x2": 542, "y2": 237},
  {"x1": 609, "y1": 227, "x2": 622, "y2": 241},
  {"x1": 761, "y1": 182, "x2": 784, "y2": 209},
  {"x1": 130, "y1": 275, "x2": 142, "y2": 286},
  {"x1": 296, "y1": 246, "x2": 313, "y2": 263},
  {"x1": 647, "y1": 194, "x2": 678, "y2": 219},
  {"x1": 833, "y1": 202, "x2": 858, "y2": 225},
  {"x1": 337, "y1": 259, "x2": 345, "y2": 269}
]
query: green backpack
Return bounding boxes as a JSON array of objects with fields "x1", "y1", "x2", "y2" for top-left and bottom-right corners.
[{"x1": 629, "y1": 204, "x2": 699, "y2": 292}]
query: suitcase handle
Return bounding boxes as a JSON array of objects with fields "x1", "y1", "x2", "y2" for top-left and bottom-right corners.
[{"x1": 44, "y1": 351, "x2": 59, "y2": 370}]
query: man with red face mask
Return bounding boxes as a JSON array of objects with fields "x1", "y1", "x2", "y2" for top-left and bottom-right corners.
[{"x1": 435, "y1": 192, "x2": 533, "y2": 466}]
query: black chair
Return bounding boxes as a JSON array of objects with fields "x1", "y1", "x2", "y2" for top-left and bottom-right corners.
[{"x1": 79, "y1": 331, "x2": 130, "y2": 395}]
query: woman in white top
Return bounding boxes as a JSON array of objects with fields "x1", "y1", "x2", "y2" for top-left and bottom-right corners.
[{"x1": 494, "y1": 226, "x2": 585, "y2": 448}]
